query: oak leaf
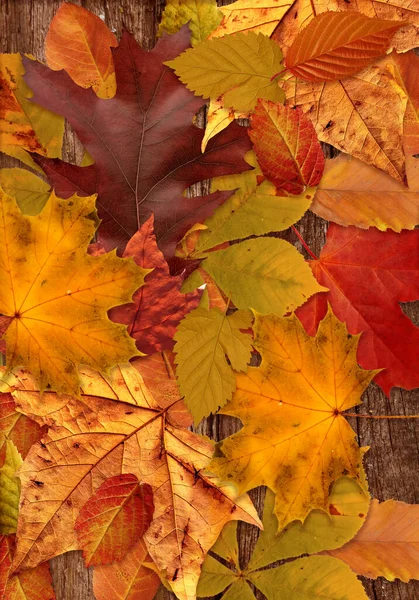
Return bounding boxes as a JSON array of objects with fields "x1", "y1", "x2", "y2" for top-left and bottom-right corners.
[
  {"x1": 0, "y1": 168, "x2": 50, "y2": 216},
  {"x1": 282, "y1": 65, "x2": 407, "y2": 182},
  {"x1": 312, "y1": 153, "x2": 419, "y2": 231},
  {"x1": 75, "y1": 474, "x2": 154, "y2": 567},
  {"x1": 285, "y1": 12, "x2": 403, "y2": 82},
  {"x1": 6, "y1": 364, "x2": 261, "y2": 600},
  {"x1": 210, "y1": 0, "x2": 294, "y2": 38},
  {"x1": 166, "y1": 32, "x2": 285, "y2": 113},
  {"x1": 45, "y1": 2, "x2": 118, "y2": 98},
  {"x1": 209, "y1": 308, "x2": 375, "y2": 530},
  {"x1": 0, "y1": 440, "x2": 22, "y2": 534},
  {"x1": 158, "y1": 0, "x2": 222, "y2": 46},
  {"x1": 296, "y1": 224, "x2": 419, "y2": 395},
  {"x1": 174, "y1": 307, "x2": 253, "y2": 424},
  {"x1": 23, "y1": 28, "x2": 251, "y2": 258},
  {"x1": 108, "y1": 216, "x2": 201, "y2": 355},
  {"x1": 0, "y1": 188, "x2": 145, "y2": 396},
  {"x1": 325, "y1": 499, "x2": 419, "y2": 582},
  {"x1": 249, "y1": 99, "x2": 324, "y2": 194}
]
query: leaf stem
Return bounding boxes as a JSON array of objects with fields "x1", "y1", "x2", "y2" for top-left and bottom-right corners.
[
  {"x1": 270, "y1": 67, "x2": 289, "y2": 81},
  {"x1": 345, "y1": 413, "x2": 419, "y2": 419},
  {"x1": 292, "y1": 226, "x2": 318, "y2": 260}
]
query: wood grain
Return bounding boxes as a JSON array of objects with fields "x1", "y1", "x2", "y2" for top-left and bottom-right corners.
[{"x1": 0, "y1": 1, "x2": 418, "y2": 599}]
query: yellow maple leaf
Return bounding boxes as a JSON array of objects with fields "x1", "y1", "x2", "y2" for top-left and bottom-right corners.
[
  {"x1": 0, "y1": 188, "x2": 146, "y2": 396},
  {"x1": 209, "y1": 307, "x2": 377, "y2": 530}
]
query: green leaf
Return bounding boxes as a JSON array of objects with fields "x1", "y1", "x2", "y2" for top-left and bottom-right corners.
[
  {"x1": 197, "y1": 555, "x2": 238, "y2": 597},
  {"x1": 211, "y1": 521, "x2": 239, "y2": 565},
  {"x1": 248, "y1": 555, "x2": 368, "y2": 599},
  {"x1": 0, "y1": 168, "x2": 50, "y2": 215},
  {"x1": 0, "y1": 440, "x2": 22, "y2": 534},
  {"x1": 158, "y1": 0, "x2": 223, "y2": 46},
  {"x1": 202, "y1": 237, "x2": 326, "y2": 314},
  {"x1": 174, "y1": 307, "x2": 253, "y2": 424},
  {"x1": 165, "y1": 32, "x2": 284, "y2": 112}
]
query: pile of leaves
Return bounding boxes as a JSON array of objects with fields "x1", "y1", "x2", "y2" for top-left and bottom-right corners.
[{"x1": 0, "y1": 1, "x2": 418, "y2": 599}]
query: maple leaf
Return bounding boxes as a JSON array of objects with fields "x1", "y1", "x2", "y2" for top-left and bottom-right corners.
[
  {"x1": 282, "y1": 64, "x2": 407, "y2": 183},
  {"x1": 0, "y1": 54, "x2": 64, "y2": 172},
  {"x1": 93, "y1": 539, "x2": 161, "y2": 600},
  {"x1": 174, "y1": 307, "x2": 253, "y2": 424},
  {"x1": 6, "y1": 363, "x2": 261, "y2": 600},
  {"x1": 0, "y1": 188, "x2": 145, "y2": 396},
  {"x1": 0, "y1": 535, "x2": 55, "y2": 600},
  {"x1": 312, "y1": 153, "x2": 419, "y2": 231},
  {"x1": 166, "y1": 32, "x2": 285, "y2": 113},
  {"x1": 209, "y1": 307, "x2": 375, "y2": 530},
  {"x1": 210, "y1": 0, "x2": 294, "y2": 38},
  {"x1": 75, "y1": 474, "x2": 154, "y2": 567},
  {"x1": 297, "y1": 224, "x2": 419, "y2": 395},
  {"x1": 158, "y1": 0, "x2": 222, "y2": 46},
  {"x1": 249, "y1": 99, "x2": 325, "y2": 194},
  {"x1": 23, "y1": 28, "x2": 251, "y2": 258},
  {"x1": 197, "y1": 485, "x2": 369, "y2": 599},
  {"x1": 108, "y1": 215, "x2": 201, "y2": 355},
  {"x1": 0, "y1": 440, "x2": 22, "y2": 534},
  {"x1": 45, "y1": 2, "x2": 118, "y2": 98},
  {"x1": 325, "y1": 499, "x2": 419, "y2": 582},
  {"x1": 0, "y1": 168, "x2": 50, "y2": 216}
]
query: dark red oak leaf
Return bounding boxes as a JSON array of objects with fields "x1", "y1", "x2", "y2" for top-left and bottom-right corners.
[{"x1": 23, "y1": 27, "x2": 251, "y2": 258}]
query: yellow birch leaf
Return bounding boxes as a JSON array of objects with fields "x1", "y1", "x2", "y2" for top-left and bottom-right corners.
[{"x1": 158, "y1": 0, "x2": 223, "y2": 46}]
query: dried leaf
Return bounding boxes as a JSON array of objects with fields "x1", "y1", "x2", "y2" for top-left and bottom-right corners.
[
  {"x1": 211, "y1": 0, "x2": 294, "y2": 38},
  {"x1": 0, "y1": 168, "x2": 50, "y2": 216},
  {"x1": 389, "y1": 51, "x2": 419, "y2": 155},
  {"x1": 0, "y1": 440, "x2": 22, "y2": 534},
  {"x1": 0, "y1": 393, "x2": 45, "y2": 464},
  {"x1": 158, "y1": 0, "x2": 222, "y2": 46}
]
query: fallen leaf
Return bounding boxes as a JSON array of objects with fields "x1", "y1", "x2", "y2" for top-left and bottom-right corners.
[
  {"x1": 285, "y1": 12, "x2": 403, "y2": 82},
  {"x1": 45, "y1": 2, "x2": 118, "y2": 98},
  {"x1": 75, "y1": 474, "x2": 154, "y2": 567},
  {"x1": 211, "y1": 0, "x2": 294, "y2": 38},
  {"x1": 0, "y1": 440, "x2": 22, "y2": 534},
  {"x1": 7, "y1": 364, "x2": 261, "y2": 600},
  {"x1": 0, "y1": 188, "x2": 145, "y2": 396},
  {"x1": 249, "y1": 99, "x2": 324, "y2": 194},
  {"x1": 166, "y1": 32, "x2": 284, "y2": 113},
  {"x1": 93, "y1": 539, "x2": 161, "y2": 600},
  {"x1": 312, "y1": 153, "x2": 419, "y2": 231},
  {"x1": 174, "y1": 307, "x2": 253, "y2": 424},
  {"x1": 209, "y1": 307, "x2": 375, "y2": 530},
  {"x1": 158, "y1": 0, "x2": 222, "y2": 45},
  {"x1": 389, "y1": 51, "x2": 419, "y2": 155},
  {"x1": 0, "y1": 168, "x2": 50, "y2": 216},
  {"x1": 297, "y1": 224, "x2": 419, "y2": 395},
  {"x1": 201, "y1": 98, "x2": 235, "y2": 153},
  {"x1": 23, "y1": 28, "x2": 251, "y2": 258},
  {"x1": 109, "y1": 215, "x2": 201, "y2": 355},
  {"x1": 283, "y1": 64, "x2": 407, "y2": 183},
  {"x1": 0, "y1": 393, "x2": 45, "y2": 465},
  {"x1": 0, "y1": 54, "x2": 64, "y2": 172},
  {"x1": 325, "y1": 499, "x2": 419, "y2": 582}
]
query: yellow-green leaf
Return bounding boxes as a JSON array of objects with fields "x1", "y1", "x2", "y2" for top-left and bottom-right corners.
[
  {"x1": 165, "y1": 32, "x2": 284, "y2": 112},
  {"x1": 0, "y1": 440, "x2": 22, "y2": 534},
  {"x1": 174, "y1": 308, "x2": 253, "y2": 424},
  {"x1": 202, "y1": 238, "x2": 326, "y2": 314},
  {"x1": 158, "y1": 0, "x2": 223, "y2": 46},
  {"x1": 0, "y1": 168, "x2": 50, "y2": 215}
]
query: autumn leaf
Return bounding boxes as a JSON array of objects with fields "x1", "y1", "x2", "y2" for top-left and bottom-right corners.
[
  {"x1": 0, "y1": 54, "x2": 64, "y2": 172},
  {"x1": 0, "y1": 392, "x2": 45, "y2": 465},
  {"x1": 249, "y1": 99, "x2": 325, "y2": 194},
  {"x1": 0, "y1": 440, "x2": 22, "y2": 534},
  {"x1": 285, "y1": 12, "x2": 403, "y2": 82},
  {"x1": 45, "y1": 2, "x2": 118, "y2": 98},
  {"x1": 174, "y1": 307, "x2": 253, "y2": 424},
  {"x1": 6, "y1": 364, "x2": 261, "y2": 600},
  {"x1": 75, "y1": 474, "x2": 154, "y2": 567},
  {"x1": 166, "y1": 32, "x2": 285, "y2": 113},
  {"x1": 108, "y1": 215, "x2": 201, "y2": 355},
  {"x1": 325, "y1": 499, "x2": 419, "y2": 582},
  {"x1": 0, "y1": 188, "x2": 145, "y2": 396},
  {"x1": 209, "y1": 307, "x2": 375, "y2": 530},
  {"x1": 0, "y1": 535, "x2": 55, "y2": 600},
  {"x1": 211, "y1": 0, "x2": 294, "y2": 38},
  {"x1": 23, "y1": 28, "x2": 251, "y2": 258},
  {"x1": 282, "y1": 64, "x2": 407, "y2": 182},
  {"x1": 198, "y1": 485, "x2": 369, "y2": 599},
  {"x1": 312, "y1": 153, "x2": 419, "y2": 231},
  {"x1": 389, "y1": 51, "x2": 419, "y2": 155},
  {"x1": 93, "y1": 539, "x2": 161, "y2": 600},
  {"x1": 0, "y1": 168, "x2": 50, "y2": 216},
  {"x1": 297, "y1": 224, "x2": 419, "y2": 395},
  {"x1": 158, "y1": 0, "x2": 222, "y2": 46}
]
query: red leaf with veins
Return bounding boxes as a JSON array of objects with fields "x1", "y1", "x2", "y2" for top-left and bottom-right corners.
[{"x1": 24, "y1": 27, "x2": 251, "y2": 258}]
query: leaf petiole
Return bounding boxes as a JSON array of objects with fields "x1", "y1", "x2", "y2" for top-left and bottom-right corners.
[{"x1": 292, "y1": 225, "x2": 318, "y2": 260}]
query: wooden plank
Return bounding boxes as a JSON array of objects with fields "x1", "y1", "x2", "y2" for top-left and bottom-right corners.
[{"x1": 0, "y1": 1, "x2": 418, "y2": 599}]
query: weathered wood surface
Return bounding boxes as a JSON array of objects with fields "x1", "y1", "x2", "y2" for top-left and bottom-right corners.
[{"x1": 0, "y1": 1, "x2": 418, "y2": 598}]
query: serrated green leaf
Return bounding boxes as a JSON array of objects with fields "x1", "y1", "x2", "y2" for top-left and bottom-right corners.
[
  {"x1": 202, "y1": 238, "x2": 326, "y2": 314},
  {"x1": 158, "y1": 0, "x2": 223, "y2": 46},
  {"x1": 165, "y1": 32, "x2": 284, "y2": 112},
  {"x1": 174, "y1": 307, "x2": 253, "y2": 424},
  {"x1": 0, "y1": 440, "x2": 22, "y2": 534},
  {"x1": 0, "y1": 168, "x2": 50, "y2": 215},
  {"x1": 248, "y1": 555, "x2": 368, "y2": 599}
]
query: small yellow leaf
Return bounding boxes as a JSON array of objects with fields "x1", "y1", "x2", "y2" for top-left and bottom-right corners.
[
  {"x1": 0, "y1": 440, "x2": 22, "y2": 534},
  {"x1": 158, "y1": 0, "x2": 223, "y2": 46}
]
